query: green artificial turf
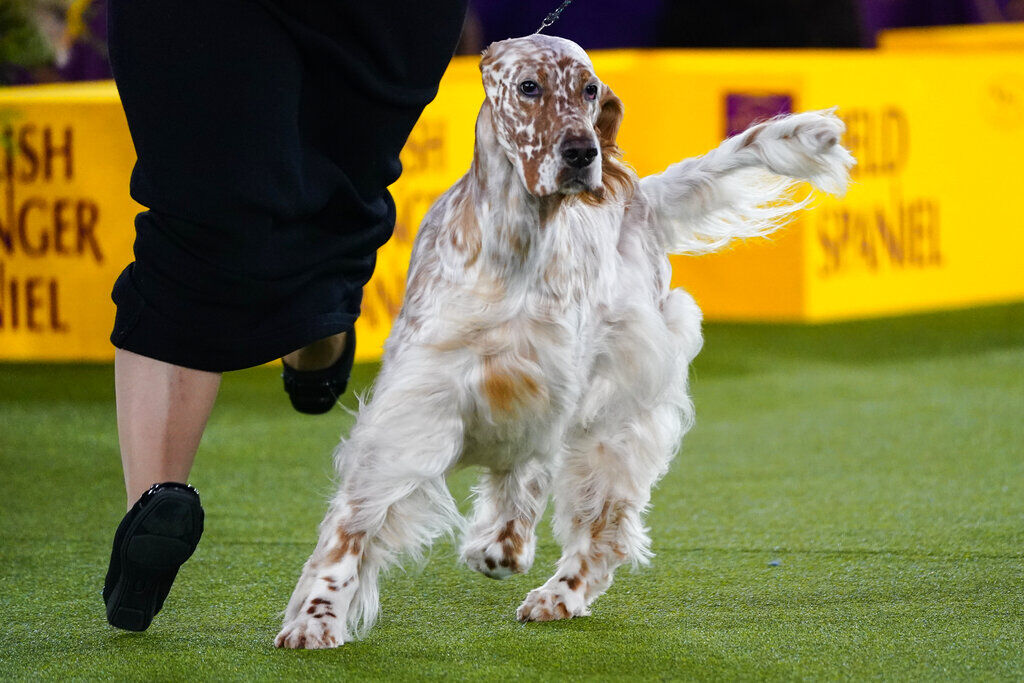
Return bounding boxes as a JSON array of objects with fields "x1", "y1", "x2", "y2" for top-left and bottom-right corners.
[{"x1": 1, "y1": 304, "x2": 1022, "y2": 680}]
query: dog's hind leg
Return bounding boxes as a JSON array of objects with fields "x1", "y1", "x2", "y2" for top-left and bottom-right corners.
[
  {"x1": 460, "y1": 460, "x2": 550, "y2": 579},
  {"x1": 516, "y1": 404, "x2": 685, "y2": 622},
  {"x1": 275, "y1": 384, "x2": 465, "y2": 649}
]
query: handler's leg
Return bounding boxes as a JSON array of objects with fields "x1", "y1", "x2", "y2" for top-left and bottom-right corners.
[
  {"x1": 116, "y1": 331, "x2": 351, "y2": 509},
  {"x1": 103, "y1": 349, "x2": 217, "y2": 631},
  {"x1": 114, "y1": 349, "x2": 221, "y2": 508},
  {"x1": 282, "y1": 332, "x2": 348, "y2": 373}
]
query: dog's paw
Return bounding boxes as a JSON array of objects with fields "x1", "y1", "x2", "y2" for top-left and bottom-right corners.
[
  {"x1": 516, "y1": 583, "x2": 588, "y2": 622},
  {"x1": 462, "y1": 519, "x2": 535, "y2": 580},
  {"x1": 791, "y1": 109, "x2": 845, "y2": 153},
  {"x1": 275, "y1": 598, "x2": 347, "y2": 649},
  {"x1": 760, "y1": 109, "x2": 854, "y2": 196}
]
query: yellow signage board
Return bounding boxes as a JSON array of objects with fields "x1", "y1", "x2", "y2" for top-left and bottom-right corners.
[
  {"x1": 793, "y1": 51, "x2": 1024, "y2": 320},
  {"x1": 2, "y1": 46, "x2": 1023, "y2": 362},
  {"x1": 0, "y1": 83, "x2": 139, "y2": 360}
]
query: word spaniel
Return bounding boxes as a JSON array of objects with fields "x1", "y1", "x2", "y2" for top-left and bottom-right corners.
[{"x1": 276, "y1": 35, "x2": 854, "y2": 649}]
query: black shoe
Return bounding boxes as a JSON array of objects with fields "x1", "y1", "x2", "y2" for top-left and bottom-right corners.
[
  {"x1": 103, "y1": 482, "x2": 204, "y2": 632},
  {"x1": 281, "y1": 328, "x2": 356, "y2": 415}
]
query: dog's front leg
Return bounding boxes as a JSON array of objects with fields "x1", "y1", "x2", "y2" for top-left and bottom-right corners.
[
  {"x1": 275, "y1": 381, "x2": 466, "y2": 649},
  {"x1": 275, "y1": 501, "x2": 365, "y2": 649},
  {"x1": 275, "y1": 473, "x2": 461, "y2": 649},
  {"x1": 461, "y1": 460, "x2": 550, "y2": 579}
]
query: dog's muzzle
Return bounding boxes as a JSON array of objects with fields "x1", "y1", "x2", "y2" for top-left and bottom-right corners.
[
  {"x1": 561, "y1": 138, "x2": 598, "y2": 169},
  {"x1": 558, "y1": 136, "x2": 601, "y2": 193}
]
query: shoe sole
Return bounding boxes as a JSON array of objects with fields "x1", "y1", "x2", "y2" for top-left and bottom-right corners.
[{"x1": 105, "y1": 490, "x2": 202, "y2": 631}]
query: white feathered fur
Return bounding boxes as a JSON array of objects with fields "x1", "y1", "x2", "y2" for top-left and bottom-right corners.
[{"x1": 275, "y1": 35, "x2": 854, "y2": 649}]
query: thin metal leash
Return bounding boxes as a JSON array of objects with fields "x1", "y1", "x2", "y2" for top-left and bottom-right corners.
[{"x1": 535, "y1": 0, "x2": 574, "y2": 34}]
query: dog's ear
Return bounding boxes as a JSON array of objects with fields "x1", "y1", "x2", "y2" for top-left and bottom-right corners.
[
  {"x1": 585, "y1": 85, "x2": 635, "y2": 205},
  {"x1": 472, "y1": 99, "x2": 504, "y2": 186},
  {"x1": 596, "y1": 86, "x2": 624, "y2": 149},
  {"x1": 474, "y1": 99, "x2": 499, "y2": 151}
]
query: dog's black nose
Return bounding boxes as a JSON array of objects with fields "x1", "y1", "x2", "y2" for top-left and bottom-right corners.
[{"x1": 561, "y1": 140, "x2": 598, "y2": 169}]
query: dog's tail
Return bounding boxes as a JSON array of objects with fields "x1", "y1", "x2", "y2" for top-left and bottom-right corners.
[{"x1": 639, "y1": 109, "x2": 855, "y2": 255}]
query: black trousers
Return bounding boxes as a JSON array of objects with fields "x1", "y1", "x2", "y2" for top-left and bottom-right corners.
[{"x1": 107, "y1": 0, "x2": 467, "y2": 371}]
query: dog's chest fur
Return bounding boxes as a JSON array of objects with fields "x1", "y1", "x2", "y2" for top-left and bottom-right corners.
[
  {"x1": 395, "y1": 186, "x2": 655, "y2": 468},
  {"x1": 468, "y1": 203, "x2": 630, "y2": 460}
]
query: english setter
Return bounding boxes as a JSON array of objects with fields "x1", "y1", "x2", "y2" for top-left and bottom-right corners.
[{"x1": 275, "y1": 35, "x2": 853, "y2": 649}]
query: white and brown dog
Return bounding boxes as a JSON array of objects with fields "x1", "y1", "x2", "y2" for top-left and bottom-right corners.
[{"x1": 275, "y1": 35, "x2": 854, "y2": 649}]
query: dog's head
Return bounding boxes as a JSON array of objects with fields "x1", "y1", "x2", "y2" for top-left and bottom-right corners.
[{"x1": 478, "y1": 35, "x2": 624, "y2": 199}]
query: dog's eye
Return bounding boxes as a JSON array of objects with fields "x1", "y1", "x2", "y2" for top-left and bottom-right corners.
[
  {"x1": 584, "y1": 84, "x2": 599, "y2": 101},
  {"x1": 519, "y1": 80, "x2": 541, "y2": 97}
]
